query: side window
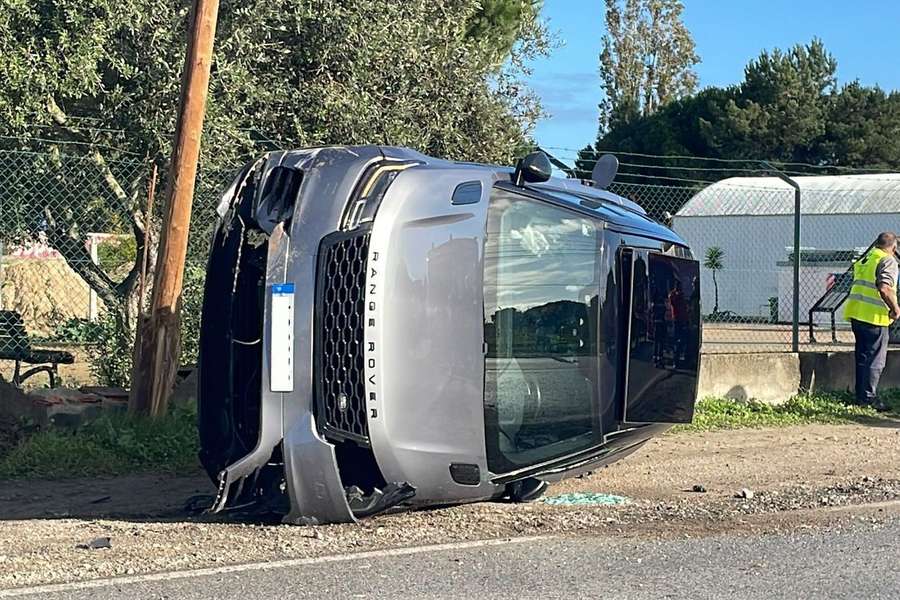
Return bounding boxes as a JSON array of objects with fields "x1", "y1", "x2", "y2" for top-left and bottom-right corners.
[{"x1": 483, "y1": 187, "x2": 603, "y2": 473}]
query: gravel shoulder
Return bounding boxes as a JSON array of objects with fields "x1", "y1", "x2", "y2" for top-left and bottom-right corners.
[
  {"x1": 13, "y1": 516, "x2": 900, "y2": 600},
  {"x1": 1, "y1": 422, "x2": 899, "y2": 589}
]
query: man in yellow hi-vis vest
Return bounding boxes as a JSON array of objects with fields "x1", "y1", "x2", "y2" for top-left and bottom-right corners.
[{"x1": 843, "y1": 232, "x2": 900, "y2": 412}]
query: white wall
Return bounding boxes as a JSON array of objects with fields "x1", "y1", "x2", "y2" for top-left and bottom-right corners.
[{"x1": 672, "y1": 213, "x2": 900, "y2": 320}]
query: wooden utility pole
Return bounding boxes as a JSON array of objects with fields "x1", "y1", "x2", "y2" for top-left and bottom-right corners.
[{"x1": 129, "y1": 0, "x2": 220, "y2": 416}]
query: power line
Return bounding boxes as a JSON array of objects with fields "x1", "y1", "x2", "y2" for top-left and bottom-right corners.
[
  {"x1": 548, "y1": 146, "x2": 766, "y2": 165},
  {"x1": 239, "y1": 129, "x2": 287, "y2": 150},
  {"x1": 65, "y1": 115, "x2": 108, "y2": 122},
  {"x1": 0, "y1": 135, "x2": 143, "y2": 157},
  {"x1": 609, "y1": 171, "x2": 712, "y2": 186},
  {"x1": 559, "y1": 156, "x2": 814, "y2": 179},
  {"x1": 22, "y1": 123, "x2": 128, "y2": 135},
  {"x1": 545, "y1": 146, "x2": 900, "y2": 175},
  {"x1": 556, "y1": 154, "x2": 900, "y2": 186}
]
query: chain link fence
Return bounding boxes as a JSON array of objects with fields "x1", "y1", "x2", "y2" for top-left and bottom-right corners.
[
  {"x1": 0, "y1": 149, "x2": 232, "y2": 387},
  {"x1": 0, "y1": 150, "x2": 148, "y2": 387},
  {"x1": 0, "y1": 150, "x2": 145, "y2": 330},
  {"x1": 1, "y1": 148, "x2": 899, "y2": 387},
  {"x1": 612, "y1": 176, "x2": 900, "y2": 353}
]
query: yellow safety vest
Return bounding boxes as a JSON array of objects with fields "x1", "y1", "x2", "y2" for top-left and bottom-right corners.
[{"x1": 844, "y1": 247, "x2": 891, "y2": 327}]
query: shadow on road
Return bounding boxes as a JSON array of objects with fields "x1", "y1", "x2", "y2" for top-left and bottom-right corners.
[
  {"x1": 847, "y1": 414, "x2": 900, "y2": 429},
  {"x1": 0, "y1": 471, "x2": 214, "y2": 522}
]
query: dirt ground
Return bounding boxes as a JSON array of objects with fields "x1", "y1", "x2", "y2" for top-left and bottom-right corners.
[{"x1": 1, "y1": 422, "x2": 899, "y2": 589}]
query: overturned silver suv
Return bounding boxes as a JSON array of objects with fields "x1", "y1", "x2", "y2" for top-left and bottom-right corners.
[{"x1": 198, "y1": 146, "x2": 701, "y2": 524}]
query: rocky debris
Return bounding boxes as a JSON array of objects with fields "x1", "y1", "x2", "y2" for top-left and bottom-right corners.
[
  {"x1": 0, "y1": 477, "x2": 896, "y2": 589},
  {"x1": 76, "y1": 537, "x2": 111, "y2": 551},
  {"x1": 691, "y1": 484, "x2": 707, "y2": 493},
  {"x1": 736, "y1": 488, "x2": 755, "y2": 500},
  {"x1": 78, "y1": 387, "x2": 128, "y2": 401},
  {"x1": 25, "y1": 388, "x2": 123, "y2": 430},
  {"x1": 0, "y1": 381, "x2": 133, "y2": 438},
  {"x1": 183, "y1": 495, "x2": 215, "y2": 516},
  {"x1": 740, "y1": 478, "x2": 900, "y2": 515},
  {"x1": 2, "y1": 424, "x2": 899, "y2": 589}
]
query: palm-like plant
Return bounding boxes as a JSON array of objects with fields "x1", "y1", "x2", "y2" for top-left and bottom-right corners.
[{"x1": 703, "y1": 246, "x2": 725, "y2": 314}]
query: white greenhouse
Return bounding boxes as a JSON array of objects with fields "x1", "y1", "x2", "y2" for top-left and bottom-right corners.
[{"x1": 673, "y1": 174, "x2": 900, "y2": 324}]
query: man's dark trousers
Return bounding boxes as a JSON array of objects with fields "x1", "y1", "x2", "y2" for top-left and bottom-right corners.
[{"x1": 851, "y1": 318, "x2": 889, "y2": 405}]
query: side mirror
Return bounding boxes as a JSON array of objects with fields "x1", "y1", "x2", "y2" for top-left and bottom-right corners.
[
  {"x1": 512, "y1": 151, "x2": 552, "y2": 187},
  {"x1": 591, "y1": 154, "x2": 619, "y2": 189}
]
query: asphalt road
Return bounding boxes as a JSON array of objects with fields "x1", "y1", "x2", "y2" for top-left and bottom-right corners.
[{"x1": 5, "y1": 517, "x2": 898, "y2": 600}]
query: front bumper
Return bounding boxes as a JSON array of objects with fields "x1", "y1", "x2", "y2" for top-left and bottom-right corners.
[{"x1": 201, "y1": 147, "x2": 389, "y2": 524}]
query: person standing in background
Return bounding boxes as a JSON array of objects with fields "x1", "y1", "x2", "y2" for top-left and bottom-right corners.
[
  {"x1": 668, "y1": 280, "x2": 689, "y2": 365},
  {"x1": 843, "y1": 232, "x2": 900, "y2": 412}
]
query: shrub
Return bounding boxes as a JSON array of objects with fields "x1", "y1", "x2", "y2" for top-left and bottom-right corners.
[
  {"x1": 0, "y1": 403, "x2": 198, "y2": 478},
  {"x1": 85, "y1": 312, "x2": 134, "y2": 388}
]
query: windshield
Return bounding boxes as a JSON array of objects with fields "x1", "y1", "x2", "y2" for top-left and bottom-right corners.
[{"x1": 483, "y1": 187, "x2": 603, "y2": 474}]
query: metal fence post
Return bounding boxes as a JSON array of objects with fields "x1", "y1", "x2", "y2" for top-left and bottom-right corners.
[{"x1": 763, "y1": 162, "x2": 801, "y2": 352}]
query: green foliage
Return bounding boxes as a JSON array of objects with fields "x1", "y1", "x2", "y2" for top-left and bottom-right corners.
[
  {"x1": 0, "y1": 403, "x2": 198, "y2": 478},
  {"x1": 0, "y1": 0, "x2": 548, "y2": 168},
  {"x1": 598, "y1": 0, "x2": 698, "y2": 131},
  {"x1": 465, "y1": 0, "x2": 543, "y2": 66},
  {"x1": 588, "y1": 38, "x2": 900, "y2": 181},
  {"x1": 703, "y1": 246, "x2": 724, "y2": 313},
  {"x1": 48, "y1": 317, "x2": 104, "y2": 344},
  {"x1": 85, "y1": 311, "x2": 134, "y2": 387},
  {"x1": 179, "y1": 263, "x2": 206, "y2": 367},
  {"x1": 96, "y1": 236, "x2": 137, "y2": 274},
  {"x1": 674, "y1": 392, "x2": 899, "y2": 433},
  {"x1": 703, "y1": 246, "x2": 724, "y2": 270},
  {"x1": 726, "y1": 38, "x2": 836, "y2": 157},
  {"x1": 819, "y1": 81, "x2": 900, "y2": 167}
]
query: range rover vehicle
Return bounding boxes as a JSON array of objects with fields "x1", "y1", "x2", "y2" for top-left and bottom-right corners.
[{"x1": 198, "y1": 146, "x2": 701, "y2": 524}]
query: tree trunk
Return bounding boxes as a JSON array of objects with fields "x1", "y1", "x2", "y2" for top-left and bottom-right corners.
[{"x1": 712, "y1": 270, "x2": 719, "y2": 314}]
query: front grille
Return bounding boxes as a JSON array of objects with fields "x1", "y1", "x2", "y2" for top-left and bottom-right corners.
[{"x1": 317, "y1": 231, "x2": 370, "y2": 444}]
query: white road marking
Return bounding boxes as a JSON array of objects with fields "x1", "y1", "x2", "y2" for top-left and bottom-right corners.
[
  {"x1": 819, "y1": 498, "x2": 900, "y2": 514},
  {"x1": 0, "y1": 535, "x2": 556, "y2": 597}
]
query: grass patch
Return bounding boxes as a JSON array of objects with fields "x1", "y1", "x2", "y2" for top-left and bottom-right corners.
[
  {"x1": 0, "y1": 404, "x2": 199, "y2": 479},
  {"x1": 675, "y1": 391, "x2": 900, "y2": 433},
  {"x1": 2, "y1": 390, "x2": 898, "y2": 479}
]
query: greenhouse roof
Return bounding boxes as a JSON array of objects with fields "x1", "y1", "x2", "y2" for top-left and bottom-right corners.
[{"x1": 677, "y1": 173, "x2": 900, "y2": 217}]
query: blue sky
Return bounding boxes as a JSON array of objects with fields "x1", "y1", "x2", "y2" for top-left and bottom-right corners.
[{"x1": 526, "y1": 0, "x2": 900, "y2": 159}]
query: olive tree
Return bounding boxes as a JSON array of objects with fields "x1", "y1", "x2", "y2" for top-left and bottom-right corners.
[{"x1": 0, "y1": 0, "x2": 548, "y2": 381}]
